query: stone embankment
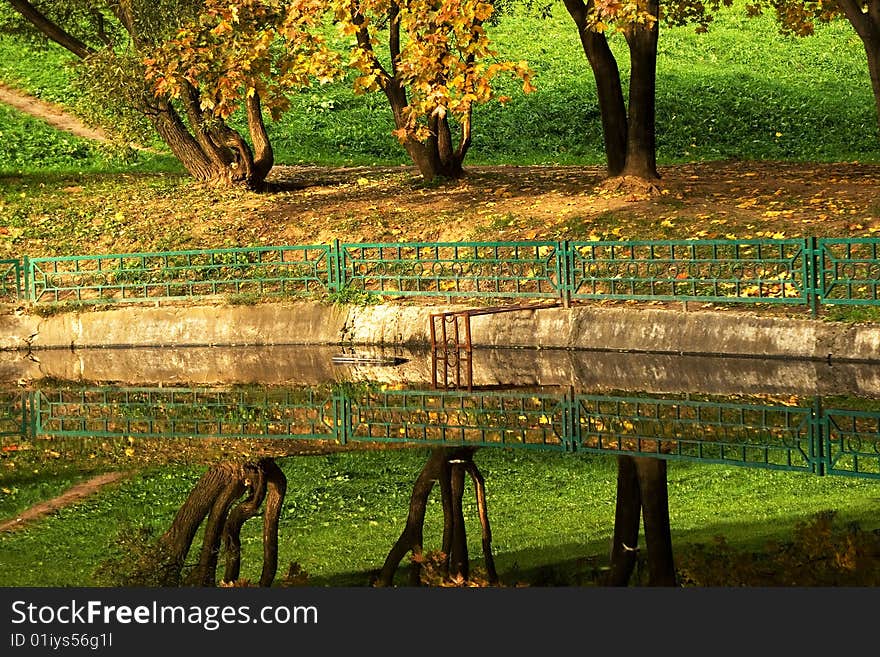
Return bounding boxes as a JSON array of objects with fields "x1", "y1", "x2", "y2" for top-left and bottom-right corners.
[{"x1": 0, "y1": 301, "x2": 877, "y2": 362}]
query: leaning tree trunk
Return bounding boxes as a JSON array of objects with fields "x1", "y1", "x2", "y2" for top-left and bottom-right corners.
[
  {"x1": 148, "y1": 458, "x2": 287, "y2": 587},
  {"x1": 622, "y1": 0, "x2": 660, "y2": 182},
  {"x1": 376, "y1": 447, "x2": 497, "y2": 586},
  {"x1": 563, "y1": 0, "x2": 628, "y2": 176},
  {"x1": 9, "y1": 0, "x2": 273, "y2": 191}
]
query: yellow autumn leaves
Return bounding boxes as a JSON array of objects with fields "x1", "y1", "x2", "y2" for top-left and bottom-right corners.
[{"x1": 145, "y1": 0, "x2": 535, "y2": 146}]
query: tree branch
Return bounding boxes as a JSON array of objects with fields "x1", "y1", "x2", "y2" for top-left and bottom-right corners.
[{"x1": 8, "y1": 0, "x2": 94, "y2": 59}]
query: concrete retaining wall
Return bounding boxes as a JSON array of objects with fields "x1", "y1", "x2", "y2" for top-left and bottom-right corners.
[{"x1": 2, "y1": 301, "x2": 878, "y2": 362}]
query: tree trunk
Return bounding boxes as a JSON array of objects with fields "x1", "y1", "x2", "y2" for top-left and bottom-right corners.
[
  {"x1": 147, "y1": 459, "x2": 285, "y2": 587},
  {"x1": 607, "y1": 455, "x2": 642, "y2": 585},
  {"x1": 563, "y1": 0, "x2": 628, "y2": 175},
  {"x1": 633, "y1": 457, "x2": 676, "y2": 586},
  {"x1": 377, "y1": 447, "x2": 495, "y2": 586},
  {"x1": 835, "y1": 0, "x2": 880, "y2": 135},
  {"x1": 859, "y1": 25, "x2": 880, "y2": 137},
  {"x1": 622, "y1": 1, "x2": 660, "y2": 181},
  {"x1": 9, "y1": 0, "x2": 273, "y2": 191},
  {"x1": 376, "y1": 449, "x2": 441, "y2": 586}
]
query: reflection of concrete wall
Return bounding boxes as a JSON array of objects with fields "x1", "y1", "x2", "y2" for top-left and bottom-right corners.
[{"x1": 6, "y1": 344, "x2": 879, "y2": 398}]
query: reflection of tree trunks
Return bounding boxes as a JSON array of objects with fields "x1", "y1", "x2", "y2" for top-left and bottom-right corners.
[
  {"x1": 259, "y1": 459, "x2": 287, "y2": 587},
  {"x1": 464, "y1": 460, "x2": 497, "y2": 583},
  {"x1": 635, "y1": 457, "x2": 676, "y2": 586},
  {"x1": 152, "y1": 458, "x2": 286, "y2": 587},
  {"x1": 607, "y1": 455, "x2": 642, "y2": 585},
  {"x1": 448, "y1": 460, "x2": 470, "y2": 581},
  {"x1": 606, "y1": 455, "x2": 676, "y2": 586},
  {"x1": 376, "y1": 447, "x2": 497, "y2": 586}
]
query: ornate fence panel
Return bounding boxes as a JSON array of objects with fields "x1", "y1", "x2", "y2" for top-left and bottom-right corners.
[
  {"x1": 33, "y1": 386, "x2": 339, "y2": 441},
  {"x1": 817, "y1": 238, "x2": 880, "y2": 307},
  {"x1": 0, "y1": 259, "x2": 20, "y2": 302},
  {"x1": 347, "y1": 388, "x2": 571, "y2": 450},
  {"x1": 0, "y1": 390, "x2": 28, "y2": 440},
  {"x1": 26, "y1": 245, "x2": 333, "y2": 304},
  {"x1": 568, "y1": 239, "x2": 810, "y2": 306},
  {"x1": 573, "y1": 394, "x2": 819, "y2": 473},
  {"x1": 822, "y1": 407, "x2": 880, "y2": 479},
  {"x1": 339, "y1": 241, "x2": 564, "y2": 300}
]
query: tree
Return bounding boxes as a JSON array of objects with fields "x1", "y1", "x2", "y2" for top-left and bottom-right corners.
[
  {"x1": 747, "y1": 0, "x2": 880, "y2": 136},
  {"x1": 4, "y1": 0, "x2": 337, "y2": 190},
  {"x1": 607, "y1": 455, "x2": 676, "y2": 586},
  {"x1": 562, "y1": 0, "x2": 729, "y2": 184},
  {"x1": 333, "y1": 0, "x2": 535, "y2": 180}
]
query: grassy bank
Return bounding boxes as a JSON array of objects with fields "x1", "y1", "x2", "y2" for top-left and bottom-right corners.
[{"x1": 1, "y1": 448, "x2": 878, "y2": 586}]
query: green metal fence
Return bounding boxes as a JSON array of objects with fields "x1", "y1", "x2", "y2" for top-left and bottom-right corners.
[
  {"x1": 0, "y1": 390, "x2": 27, "y2": 439},
  {"x1": 0, "y1": 259, "x2": 20, "y2": 304},
  {"x1": 25, "y1": 245, "x2": 332, "y2": 304},
  {"x1": 338, "y1": 241, "x2": 563, "y2": 300},
  {"x1": 7, "y1": 384, "x2": 880, "y2": 479},
  {"x1": 822, "y1": 407, "x2": 880, "y2": 478},
  {"x1": 818, "y1": 238, "x2": 880, "y2": 306},
  {"x1": 2, "y1": 237, "x2": 878, "y2": 314},
  {"x1": 569, "y1": 239, "x2": 810, "y2": 306}
]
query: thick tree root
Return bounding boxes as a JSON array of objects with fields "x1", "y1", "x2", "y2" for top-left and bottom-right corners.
[
  {"x1": 376, "y1": 447, "x2": 498, "y2": 587},
  {"x1": 148, "y1": 457, "x2": 287, "y2": 587},
  {"x1": 599, "y1": 175, "x2": 662, "y2": 198}
]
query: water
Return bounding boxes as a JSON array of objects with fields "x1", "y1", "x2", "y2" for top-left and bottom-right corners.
[{"x1": 1, "y1": 346, "x2": 879, "y2": 586}]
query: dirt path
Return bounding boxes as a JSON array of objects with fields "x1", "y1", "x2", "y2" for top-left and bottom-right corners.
[
  {"x1": 0, "y1": 82, "x2": 109, "y2": 142},
  {"x1": 0, "y1": 471, "x2": 128, "y2": 533}
]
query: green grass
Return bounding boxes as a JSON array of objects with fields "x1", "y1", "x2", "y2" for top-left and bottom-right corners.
[
  {"x1": 1, "y1": 448, "x2": 878, "y2": 587},
  {"x1": 0, "y1": 3, "x2": 877, "y2": 171}
]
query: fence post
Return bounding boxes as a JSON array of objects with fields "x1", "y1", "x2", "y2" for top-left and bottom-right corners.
[
  {"x1": 21, "y1": 256, "x2": 30, "y2": 303},
  {"x1": 558, "y1": 241, "x2": 571, "y2": 309},
  {"x1": 328, "y1": 239, "x2": 342, "y2": 293},
  {"x1": 562, "y1": 386, "x2": 578, "y2": 452},
  {"x1": 805, "y1": 237, "x2": 820, "y2": 317},
  {"x1": 331, "y1": 388, "x2": 351, "y2": 445},
  {"x1": 811, "y1": 396, "x2": 827, "y2": 476},
  {"x1": 27, "y1": 390, "x2": 38, "y2": 443}
]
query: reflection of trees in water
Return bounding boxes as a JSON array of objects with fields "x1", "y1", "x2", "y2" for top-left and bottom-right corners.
[
  {"x1": 607, "y1": 455, "x2": 676, "y2": 586},
  {"x1": 377, "y1": 447, "x2": 497, "y2": 587},
  {"x1": 113, "y1": 458, "x2": 287, "y2": 587}
]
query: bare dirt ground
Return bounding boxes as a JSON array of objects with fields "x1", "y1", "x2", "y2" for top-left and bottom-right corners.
[
  {"x1": 0, "y1": 471, "x2": 127, "y2": 533},
  {"x1": 260, "y1": 161, "x2": 880, "y2": 246},
  {"x1": 0, "y1": 82, "x2": 109, "y2": 142}
]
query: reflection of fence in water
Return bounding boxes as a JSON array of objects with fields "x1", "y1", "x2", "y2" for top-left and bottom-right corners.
[
  {"x1": 348, "y1": 389, "x2": 568, "y2": 450},
  {"x1": 34, "y1": 387, "x2": 337, "y2": 440},
  {"x1": 0, "y1": 390, "x2": 27, "y2": 438},
  {"x1": 5, "y1": 385, "x2": 880, "y2": 479},
  {"x1": 576, "y1": 396, "x2": 816, "y2": 472},
  {"x1": 824, "y1": 409, "x2": 880, "y2": 477}
]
